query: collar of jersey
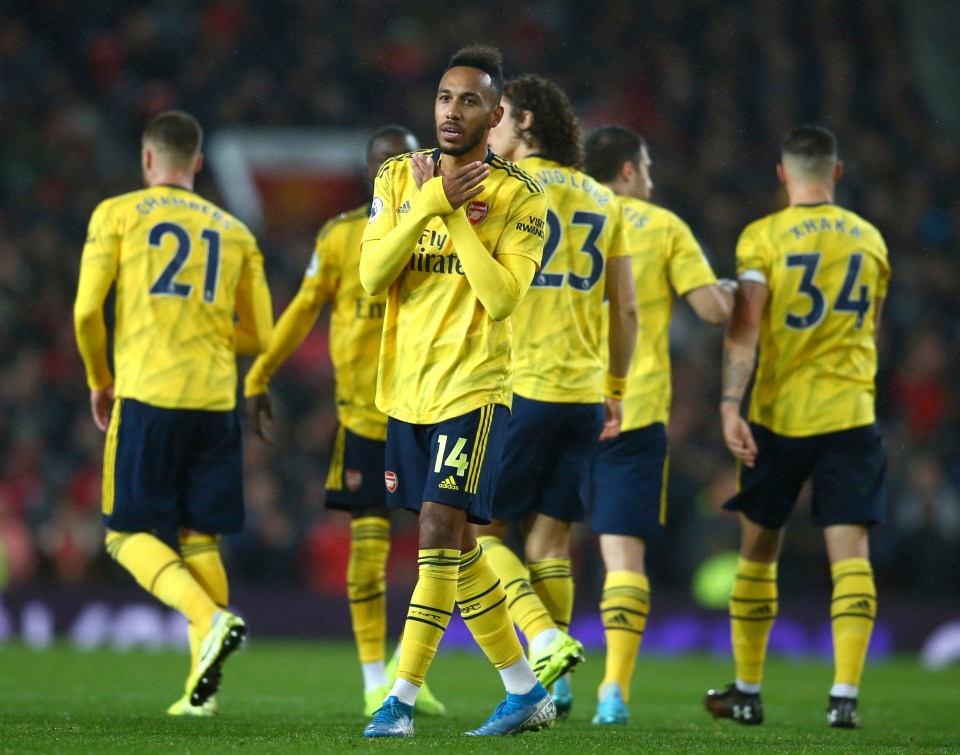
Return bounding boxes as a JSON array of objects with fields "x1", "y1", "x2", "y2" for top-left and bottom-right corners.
[
  {"x1": 794, "y1": 201, "x2": 834, "y2": 208},
  {"x1": 157, "y1": 183, "x2": 194, "y2": 192},
  {"x1": 431, "y1": 148, "x2": 495, "y2": 166}
]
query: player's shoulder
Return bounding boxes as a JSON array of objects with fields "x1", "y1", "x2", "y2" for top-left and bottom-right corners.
[
  {"x1": 489, "y1": 154, "x2": 545, "y2": 195},
  {"x1": 374, "y1": 148, "x2": 429, "y2": 181},
  {"x1": 831, "y1": 205, "x2": 885, "y2": 244},
  {"x1": 316, "y1": 204, "x2": 369, "y2": 241}
]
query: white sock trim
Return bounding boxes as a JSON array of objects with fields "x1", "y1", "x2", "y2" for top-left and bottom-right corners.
[
  {"x1": 529, "y1": 627, "x2": 560, "y2": 654},
  {"x1": 362, "y1": 660, "x2": 388, "y2": 692},
  {"x1": 499, "y1": 657, "x2": 539, "y2": 695},
  {"x1": 830, "y1": 683, "x2": 858, "y2": 699},
  {"x1": 389, "y1": 677, "x2": 420, "y2": 706},
  {"x1": 735, "y1": 679, "x2": 762, "y2": 695}
]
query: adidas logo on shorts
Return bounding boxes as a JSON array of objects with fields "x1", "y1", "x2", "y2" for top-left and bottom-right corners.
[{"x1": 438, "y1": 475, "x2": 459, "y2": 490}]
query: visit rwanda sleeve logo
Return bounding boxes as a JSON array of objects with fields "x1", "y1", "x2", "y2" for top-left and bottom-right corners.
[{"x1": 369, "y1": 197, "x2": 384, "y2": 224}]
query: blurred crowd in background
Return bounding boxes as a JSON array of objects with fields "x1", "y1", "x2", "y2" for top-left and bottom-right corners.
[{"x1": 1, "y1": 0, "x2": 958, "y2": 605}]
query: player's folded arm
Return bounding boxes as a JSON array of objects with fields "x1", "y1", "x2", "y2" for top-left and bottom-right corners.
[
  {"x1": 444, "y1": 208, "x2": 536, "y2": 322},
  {"x1": 359, "y1": 176, "x2": 450, "y2": 296}
]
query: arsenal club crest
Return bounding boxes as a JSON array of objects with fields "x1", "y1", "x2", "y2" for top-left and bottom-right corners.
[
  {"x1": 345, "y1": 469, "x2": 362, "y2": 492},
  {"x1": 384, "y1": 470, "x2": 398, "y2": 493},
  {"x1": 466, "y1": 201, "x2": 488, "y2": 225}
]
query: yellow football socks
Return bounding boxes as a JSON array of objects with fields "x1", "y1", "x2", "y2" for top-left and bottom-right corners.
[
  {"x1": 599, "y1": 570, "x2": 650, "y2": 702},
  {"x1": 529, "y1": 557, "x2": 574, "y2": 632},
  {"x1": 729, "y1": 557, "x2": 778, "y2": 686},
  {"x1": 396, "y1": 548, "x2": 459, "y2": 687},
  {"x1": 831, "y1": 557, "x2": 877, "y2": 689},
  {"x1": 179, "y1": 532, "x2": 228, "y2": 673},
  {"x1": 456, "y1": 544, "x2": 525, "y2": 669},
  {"x1": 347, "y1": 517, "x2": 391, "y2": 664},
  {"x1": 106, "y1": 531, "x2": 218, "y2": 633},
  {"x1": 477, "y1": 536, "x2": 556, "y2": 641}
]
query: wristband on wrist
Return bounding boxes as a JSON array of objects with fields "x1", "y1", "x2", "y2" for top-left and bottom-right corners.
[{"x1": 604, "y1": 373, "x2": 627, "y2": 400}]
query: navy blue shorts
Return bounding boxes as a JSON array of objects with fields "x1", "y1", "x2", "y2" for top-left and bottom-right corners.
[
  {"x1": 589, "y1": 423, "x2": 669, "y2": 539},
  {"x1": 724, "y1": 423, "x2": 887, "y2": 529},
  {"x1": 103, "y1": 397, "x2": 244, "y2": 534},
  {"x1": 384, "y1": 404, "x2": 509, "y2": 525},
  {"x1": 493, "y1": 395, "x2": 604, "y2": 524},
  {"x1": 325, "y1": 424, "x2": 387, "y2": 511}
]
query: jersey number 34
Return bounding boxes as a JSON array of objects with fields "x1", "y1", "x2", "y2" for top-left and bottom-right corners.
[{"x1": 785, "y1": 252, "x2": 870, "y2": 330}]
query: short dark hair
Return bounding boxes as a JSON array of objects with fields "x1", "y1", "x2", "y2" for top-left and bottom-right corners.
[
  {"x1": 503, "y1": 74, "x2": 583, "y2": 169},
  {"x1": 584, "y1": 126, "x2": 647, "y2": 182},
  {"x1": 781, "y1": 125, "x2": 838, "y2": 161},
  {"x1": 142, "y1": 110, "x2": 203, "y2": 163},
  {"x1": 445, "y1": 44, "x2": 504, "y2": 100},
  {"x1": 366, "y1": 124, "x2": 417, "y2": 160}
]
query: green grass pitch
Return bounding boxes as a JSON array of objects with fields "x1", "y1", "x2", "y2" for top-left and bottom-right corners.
[{"x1": 0, "y1": 641, "x2": 956, "y2": 753}]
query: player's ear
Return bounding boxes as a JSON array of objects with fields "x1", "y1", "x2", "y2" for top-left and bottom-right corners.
[
  {"x1": 776, "y1": 163, "x2": 786, "y2": 185},
  {"x1": 833, "y1": 160, "x2": 844, "y2": 183},
  {"x1": 620, "y1": 159, "x2": 635, "y2": 183},
  {"x1": 518, "y1": 109, "x2": 534, "y2": 131},
  {"x1": 142, "y1": 145, "x2": 153, "y2": 171},
  {"x1": 489, "y1": 104, "x2": 504, "y2": 129},
  {"x1": 194, "y1": 152, "x2": 204, "y2": 175}
]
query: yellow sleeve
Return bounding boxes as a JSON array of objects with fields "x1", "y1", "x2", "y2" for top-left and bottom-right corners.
[
  {"x1": 735, "y1": 224, "x2": 770, "y2": 285},
  {"x1": 243, "y1": 236, "x2": 335, "y2": 395},
  {"x1": 234, "y1": 242, "x2": 274, "y2": 356},
  {"x1": 359, "y1": 172, "x2": 451, "y2": 295},
  {"x1": 73, "y1": 201, "x2": 120, "y2": 391},
  {"x1": 668, "y1": 215, "x2": 718, "y2": 295},
  {"x1": 443, "y1": 186, "x2": 545, "y2": 321}
]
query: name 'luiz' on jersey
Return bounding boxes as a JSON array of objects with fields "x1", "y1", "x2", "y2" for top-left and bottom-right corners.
[
  {"x1": 76, "y1": 185, "x2": 268, "y2": 411},
  {"x1": 737, "y1": 203, "x2": 890, "y2": 436},
  {"x1": 362, "y1": 149, "x2": 546, "y2": 425}
]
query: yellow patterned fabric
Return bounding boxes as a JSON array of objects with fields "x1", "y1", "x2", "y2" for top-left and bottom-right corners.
[
  {"x1": 737, "y1": 203, "x2": 890, "y2": 436},
  {"x1": 75, "y1": 185, "x2": 271, "y2": 410},
  {"x1": 617, "y1": 198, "x2": 717, "y2": 429},
  {"x1": 511, "y1": 156, "x2": 629, "y2": 403},
  {"x1": 244, "y1": 205, "x2": 387, "y2": 440},
  {"x1": 362, "y1": 149, "x2": 546, "y2": 424}
]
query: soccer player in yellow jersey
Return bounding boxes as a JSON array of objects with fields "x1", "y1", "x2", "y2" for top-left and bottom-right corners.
[
  {"x1": 583, "y1": 125, "x2": 735, "y2": 725},
  {"x1": 479, "y1": 75, "x2": 639, "y2": 718},
  {"x1": 359, "y1": 45, "x2": 554, "y2": 738},
  {"x1": 703, "y1": 125, "x2": 890, "y2": 729},
  {"x1": 244, "y1": 125, "x2": 445, "y2": 718},
  {"x1": 73, "y1": 110, "x2": 273, "y2": 715},
  {"x1": 481, "y1": 75, "x2": 637, "y2": 716}
]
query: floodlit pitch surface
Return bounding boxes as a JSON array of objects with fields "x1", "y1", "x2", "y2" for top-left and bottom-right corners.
[{"x1": 0, "y1": 641, "x2": 955, "y2": 753}]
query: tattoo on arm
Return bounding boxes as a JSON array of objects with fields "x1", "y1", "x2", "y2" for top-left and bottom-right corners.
[{"x1": 721, "y1": 350, "x2": 753, "y2": 403}]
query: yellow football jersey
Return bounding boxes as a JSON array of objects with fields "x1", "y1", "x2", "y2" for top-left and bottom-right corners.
[
  {"x1": 737, "y1": 203, "x2": 890, "y2": 436},
  {"x1": 75, "y1": 185, "x2": 271, "y2": 411},
  {"x1": 511, "y1": 156, "x2": 630, "y2": 403},
  {"x1": 245, "y1": 205, "x2": 388, "y2": 440},
  {"x1": 618, "y1": 198, "x2": 718, "y2": 429},
  {"x1": 363, "y1": 149, "x2": 546, "y2": 424}
]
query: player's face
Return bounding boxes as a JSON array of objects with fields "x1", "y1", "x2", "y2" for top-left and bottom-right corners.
[
  {"x1": 486, "y1": 97, "x2": 523, "y2": 160},
  {"x1": 633, "y1": 145, "x2": 653, "y2": 201},
  {"x1": 435, "y1": 66, "x2": 502, "y2": 158},
  {"x1": 366, "y1": 133, "x2": 420, "y2": 182}
]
